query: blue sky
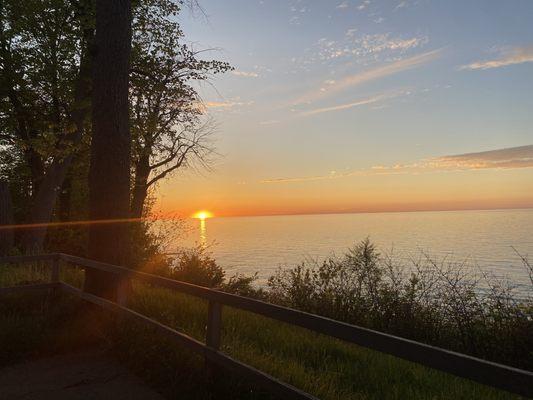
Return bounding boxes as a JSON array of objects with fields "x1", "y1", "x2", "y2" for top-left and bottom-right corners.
[{"x1": 158, "y1": 0, "x2": 533, "y2": 217}]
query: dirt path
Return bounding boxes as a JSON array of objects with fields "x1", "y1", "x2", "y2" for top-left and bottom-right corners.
[{"x1": 0, "y1": 349, "x2": 165, "y2": 399}]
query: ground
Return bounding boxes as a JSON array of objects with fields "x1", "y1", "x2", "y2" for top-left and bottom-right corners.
[{"x1": 0, "y1": 348, "x2": 164, "y2": 400}]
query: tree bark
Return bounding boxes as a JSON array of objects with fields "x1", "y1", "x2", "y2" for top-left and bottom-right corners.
[
  {"x1": 0, "y1": 180, "x2": 14, "y2": 256},
  {"x1": 85, "y1": 0, "x2": 132, "y2": 299},
  {"x1": 130, "y1": 153, "x2": 150, "y2": 218}
]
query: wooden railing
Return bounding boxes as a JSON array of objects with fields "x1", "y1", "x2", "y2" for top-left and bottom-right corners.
[{"x1": 1, "y1": 253, "x2": 532, "y2": 399}]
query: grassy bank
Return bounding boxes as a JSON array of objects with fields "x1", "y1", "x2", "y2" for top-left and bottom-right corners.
[{"x1": 0, "y1": 262, "x2": 525, "y2": 400}]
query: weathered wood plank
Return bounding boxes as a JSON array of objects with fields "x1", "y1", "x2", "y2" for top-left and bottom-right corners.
[
  {"x1": 116, "y1": 277, "x2": 131, "y2": 307},
  {"x1": 206, "y1": 301, "x2": 222, "y2": 350},
  {"x1": 51, "y1": 258, "x2": 60, "y2": 283}
]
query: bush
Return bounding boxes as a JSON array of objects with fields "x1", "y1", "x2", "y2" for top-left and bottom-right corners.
[
  {"x1": 168, "y1": 247, "x2": 225, "y2": 287},
  {"x1": 154, "y1": 246, "x2": 264, "y2": 298},
  {"x1": 267, "y1": 239, "x2": 533, "y2": 370}
]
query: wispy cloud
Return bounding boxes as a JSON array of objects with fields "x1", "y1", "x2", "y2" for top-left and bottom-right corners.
[
  {"x1": 298, "y1": 91, "x2": 403, "y2": 116},
  {"x1": 259, "y1": 119, "x2": 281, "y2": 125},
  {"x1": 395, "y1": 1, "x2": 407, "y2": 10},
  {"x1": 460, "y1": 46, "x2": 533, "y2": 70},
  {"x1": 429, "y1": 145, "x2": 533, "y2": 169},
  {"x1": 336, "y1": 1, "x2": 349, "y2": 9},
  {"x1": 357, "y1": 0, "x2": 371, "y2": 11},
  {"x1": 261, "y1": 145, "x2": 533, "y2": 183},
  {"x1": 201, "y1": 99, "x2": 254, "y2": 112},
  {"x1": 294, "y1": 48, "x2": 442, "y2": 105},
  {"x1": 313, "y1": 33, "x2": 428, "y2": 62},
  {"x1": 232, "y1": 70, "x2": 259, "y2": 78},
  {"x1": 204, "y1": 101, "x2": 240, "y2": 109}
]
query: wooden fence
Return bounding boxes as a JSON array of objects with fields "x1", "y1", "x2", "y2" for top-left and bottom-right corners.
[{"x1": 1, "y1": 253, "x2": 532, "y2": 399}]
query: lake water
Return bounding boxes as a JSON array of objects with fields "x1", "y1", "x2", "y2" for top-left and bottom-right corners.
[{"x1": 174, "y1": 209, "x2": 533, "y2": 294}]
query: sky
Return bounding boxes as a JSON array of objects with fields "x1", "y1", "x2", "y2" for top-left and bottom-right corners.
[{"x1": 156, "y1": 0, "x2": 533, "y2": 218}]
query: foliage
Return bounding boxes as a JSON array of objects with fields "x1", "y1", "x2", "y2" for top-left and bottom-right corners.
[
  {"x1": 154, "y1": 245, "x2": 263, "y2": 297},
  {"x1": 0, "y1": 0, "x2": 92, "y2": 225},
  {"x1": 168, "y1": 247, "x2": 226, "y2": 287},
  {"x1": 267, "y1": 239, "x2": 533, "y2": 370}
]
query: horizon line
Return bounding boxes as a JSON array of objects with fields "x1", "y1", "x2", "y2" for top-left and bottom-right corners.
[{"x1": 174, "y1": 205, "x2": 533, "y2": 220}]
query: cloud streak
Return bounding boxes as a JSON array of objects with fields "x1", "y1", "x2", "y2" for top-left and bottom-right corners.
[
  {"x1": 460, "y1": 46, "x2": 533, "y2": 70},
  {"x1": 261, "y1": 145, "x2": 533, "y2": 183},
  {"x1": 294, "y1": 48, "x2": 442, "y2": 105},
  {"x1": 430, "y1": 145, "x2": 533, "y2": 169},
  {"x1": 298, "y1": 91, "x2": 404, "y2": 116},
  {"x1": 197, "y1": 99, "x2": 255, "y2": 112},
  {"x1": 232, "y1": 70, "x2": 259, "y2": 78}
]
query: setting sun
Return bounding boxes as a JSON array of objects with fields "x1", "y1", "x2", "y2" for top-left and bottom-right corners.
[{"x1": 192, "y1": 210, "x2": 213, "y2": 220}]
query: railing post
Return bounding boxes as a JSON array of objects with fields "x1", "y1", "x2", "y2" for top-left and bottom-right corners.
[
  {"x1": 50, "y1": 255, "x2": 60, "y2": 300},
  {"x1": 50, "y1": 255, "x2": 60, "y2": 283},
  {"x1": 206, "y1": 300, "x2": 222, "y2": 349},
  {"x1": 206, "y1": 300, "x2": 222, "y2": 386},
  {"x1": 116, "y1": 275, "x2": 131, "y2": 307}
]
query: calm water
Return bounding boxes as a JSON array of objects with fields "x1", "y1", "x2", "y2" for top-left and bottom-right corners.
[{"x1": 175, "y1": 209, "x2": 533, "y2": 293}]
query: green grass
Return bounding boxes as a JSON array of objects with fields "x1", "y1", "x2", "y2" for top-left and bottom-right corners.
[
  {"x1": 0, "y1": 263, "x2": 526, "y2": 400},
  {"x1": 125, "y1": 281, "x2": 524, "y2": 400}
]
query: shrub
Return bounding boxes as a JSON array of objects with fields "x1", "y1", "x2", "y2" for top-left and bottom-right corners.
[
  {"x1": 267, "y1": 239, "x2": 533, "y2": 370},
  {"x1": 168, "y1": 247, "x2": 226, "y2": 287},
  {"x1": 153, "y1": 246, "x2": 264, "y2": 298}
]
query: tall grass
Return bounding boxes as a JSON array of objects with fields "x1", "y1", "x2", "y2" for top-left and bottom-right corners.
[{"x1": 108, "y1": 280, "x2": 521, "y2": 400}]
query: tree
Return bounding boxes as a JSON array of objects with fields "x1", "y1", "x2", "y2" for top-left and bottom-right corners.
[
  {"x1": 129, "y1": 0, "x2": 230, "y2": 217},
  {"x1": 0, "y1": 0, "x2": 94, "y2": 252},
  {"x1": 1, "y1": 0, "x2": 231, "y2": 259},
  {"x1": 84, "y1": 0, "x2": 132, "y2": 298}
]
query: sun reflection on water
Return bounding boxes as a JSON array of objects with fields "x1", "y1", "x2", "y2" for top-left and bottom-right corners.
[{"x1": 199, "y1": 218, "x2": 207, "y2": 247}]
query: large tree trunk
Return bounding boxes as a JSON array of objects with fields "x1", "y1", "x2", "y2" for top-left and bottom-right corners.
[
  {"x1": 21, "y1": 155, "x2": 75, "y2": 253},
  {"x1": 21, "y1": 31, "x2": 93, "y2": 254},
  {"x1": 85, "y1": 0, "x2": 132, "y2": 299},
  {"x1": 0, "y1": 180, "x2": 14, "y2": 256},
  {"x1": 130, "y1": 154, "x2": 150, "y2": 218}
]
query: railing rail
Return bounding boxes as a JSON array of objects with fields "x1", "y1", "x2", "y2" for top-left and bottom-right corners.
[{"x1": 1, "y1": 253, "x2": 532, "y2": 399}]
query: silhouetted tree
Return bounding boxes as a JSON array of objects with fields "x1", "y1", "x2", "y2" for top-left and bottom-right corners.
[
  {"x1": 0, "y1": 0, "x2": 94, "y2": 252},
  {"x1": 129, "y1": 0, "x2": 230, "y2": 217},
  {"x1": 0, "y1": 0, "x2": 230, "y2": 258},
  {"x1": 84, "y1": 0, "x2": 132, "y2": 298}
]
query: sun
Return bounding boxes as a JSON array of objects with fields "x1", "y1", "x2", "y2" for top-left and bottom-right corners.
[{"x1": 192, "y1": 210, "x2": 213, "y2": 220}]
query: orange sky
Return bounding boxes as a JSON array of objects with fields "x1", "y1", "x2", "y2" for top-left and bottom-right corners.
[{"x1": 156, "y1": 165, "x2": 533, "y2": 218}]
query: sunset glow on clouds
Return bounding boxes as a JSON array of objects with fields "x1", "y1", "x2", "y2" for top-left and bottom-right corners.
[
  {"x1": 154, "y1": 0, "x2": 533, "y2": 217},
  {"x1": 460, "y1": 46, "x2": 533, "y2": 71},
  {"x1": 260, "y1": 145, "x2": 533, "y2": 184}
]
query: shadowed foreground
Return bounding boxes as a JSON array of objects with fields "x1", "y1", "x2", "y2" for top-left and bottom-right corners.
[{"x1": 0, "y1": 348, "x2": 164, "y2": 400}]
